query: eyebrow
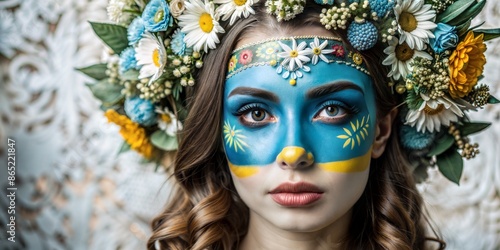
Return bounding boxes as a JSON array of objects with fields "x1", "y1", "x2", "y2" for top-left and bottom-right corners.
[
  {"x1": 228, "y1": 87, "x2": 280, "y2": 103},
  {"x1": 306, "y1": 81, "x2": 364, "y2": 99}
]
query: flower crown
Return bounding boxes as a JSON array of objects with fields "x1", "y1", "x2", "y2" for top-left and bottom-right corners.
[{"x1": 79, "y1": 0, "x2": 500, "y2": 184}]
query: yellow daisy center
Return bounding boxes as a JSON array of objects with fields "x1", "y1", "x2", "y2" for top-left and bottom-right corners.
[
  {"x1": 399, "y1": 12, "x2": 418, "y2": 32},
  {"x1": 234, "y1": 0, "x2": 247, "y2": 6},
  {"x1": 152, "y1": 48, "x2": 161, "y2": 67},
  {"x1": 313, "y1": 47, "x2": 321, "y2": 55},
  {"x1": 395, "y1": 42, "x2": 414, "y2": 62},
  {"x1": 424, "y1": 104, "x2": 444, "y2": 115},
  {"x1": 161, "y1": 114, "x2": 172, "y2": 123},
  {"x1": 154, "y1": 10, "x2": 165, "y2": 23},
  {"x1": 230, "y1": 130, "x2": 235, "y2": 137},
  {"x1": 199, "y1": 12, "x2": 214, "y2": 33},
  {"x1": 289, "y1": 50, "x2": 298, "y2": 57}
]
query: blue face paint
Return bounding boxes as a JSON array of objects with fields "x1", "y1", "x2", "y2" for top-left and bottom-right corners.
[{"x1": 222, "y1": 39, "x2": 377, "y2": 177}]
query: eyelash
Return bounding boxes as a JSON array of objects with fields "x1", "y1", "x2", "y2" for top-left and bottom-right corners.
[
  {"x1": 314, "y1": 101, "x2": 358, "y2": 123},
  {"x1": 235, "y1": 103, "x2": 273, "y2": 127}
]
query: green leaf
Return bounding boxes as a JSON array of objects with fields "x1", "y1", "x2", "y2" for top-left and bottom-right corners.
[
  {"x1": 447, "y1": 0, "x2": 486, "y2": 26},
  {"x1": 86, "y1": 79, "x2": 124, "y2": 106},
  {"x1": 150, "y1": 130, "x2": 178, "y2": 151},
  {"x1": 456, "y1": 18, "x2": 472, "y2": 37},
  {"x1": 436, "y1": 149, "x2": 464, "y2": 185},
  {"x1": 474, "y1": 28, "x2": 500, "y2": 41},
  {"x1": 427, "y1": 134, "x2": 455, "y2": 157},
  {"x1": 118, "y1": 141, "x2": 131, "y2": 154},
  {"x1": 437, "y1": 0, "x2": 476, "y2": 24},
  {"x1": 460, "y1": 122, "x2": 491, "y2": 136},
  {"x1": 121, "y1": 69, "x2": 140, "y2": 80},
  {"x1": 89, "y1": 21, "x2": 129, "y2": 54},
  {"x1": 488, "y1": 95, "x2": 500, "y2": 104},
  {"x1": 76, "y1": 63, "x2": 108, "y2": 80}
]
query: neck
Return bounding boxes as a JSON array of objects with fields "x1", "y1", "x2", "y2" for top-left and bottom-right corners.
[{"x1": 239, "y1": 210, "x2": 351, "y2": 250}]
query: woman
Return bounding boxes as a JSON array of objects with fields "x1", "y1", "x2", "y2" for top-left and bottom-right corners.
[{"x1": 148, "y1": 2, "x2": 443, "y2": 249}]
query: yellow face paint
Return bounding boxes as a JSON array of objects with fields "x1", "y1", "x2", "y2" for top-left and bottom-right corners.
[
  {"x1": 228, "y1": 161, "x2": 259, "y2": 178},
  {"x1": 317, "y1": 147, "x2": 372, "y2": 173}
]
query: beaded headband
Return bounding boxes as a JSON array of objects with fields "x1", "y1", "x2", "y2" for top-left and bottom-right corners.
[
  {"x1": 80, "y1": 0, "x2": 500, "y2": 184},
  {"x1": 227, "y1": 36, "x2": 369, "y2": 85}
]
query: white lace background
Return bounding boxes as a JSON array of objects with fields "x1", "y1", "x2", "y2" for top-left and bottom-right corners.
[{"x1": 0, "y1": 0, "x2": 498, "y2": 249}]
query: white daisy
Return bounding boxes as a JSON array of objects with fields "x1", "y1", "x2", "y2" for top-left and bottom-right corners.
[
  {"x1": 308, "y1": 37, "x2": 334, "y2": 65},
  {"x1": 107, "y1": 0, "x2": 135, "y2": 24},
  {"x1": 382, "y1": 37, "x2": 432, "y2": 80},
  {"x1": 178, "y1": 0, "x2": 225, "y2": 52},
  {"x1": 135, "y1": 32, "x2": 167, "y2": 82},
  {"x1": 394, "y1": 0, "x2": 437, "y2": 50},
  {"x1": 277, "y1": 38, "x2": 312, "y2": 71},
  {"x1": 155, "y1": 107, "x2": 183, "y2": 136},
  {"x1": 214, "y1": 0, "x2": 258, "y2": 25},
  {"x1": 406, "y1": 93, "x2": 464, "y2": 133}
]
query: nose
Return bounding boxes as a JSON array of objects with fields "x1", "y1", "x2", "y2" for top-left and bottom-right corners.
[{"x1": 276, "y1": 146, "x2": 314, "y2": 169}]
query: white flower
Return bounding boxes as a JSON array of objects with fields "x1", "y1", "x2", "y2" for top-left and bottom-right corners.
[
  {"x1": 135, "y1": 33, "x2": 167, "y2": 82},
  {"x1": 406, "y1": 93, "x2": 464, "y2": 133},
  {"x1": 155, "y1": 107, "x2": 183, "y2": 136},
  {"x1": 107, "y1": 0, "x2": 135, "y2": 24},
  {"x1": 394, "y1": 0, "x2": 436, "y2": 50},
  {"x1": 213, "y1": 0, "x2": 258, "y2": 25},
  {"x1": 277, "y1": 38, "x2": 312, "y2": 71},
  {"x1": 178, "y1": 0, "x2": 225, "y2": 52},
  {"x1": 0, "y1": 10, "x2": 23, "y2": 58},
  {"x1": 308, "y1": 37, "x2": 334, "y2": 65},
  {"x1": 382, "y1": 37, "x2": 432, "y2": 80},
  {"x1": 170, "y1": 0, "x2": 186, "y2": 18}
]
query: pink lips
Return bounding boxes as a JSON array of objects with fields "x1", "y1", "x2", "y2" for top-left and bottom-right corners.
[{"x1": 269, "y1": 182, "x2": 323, "y2": 207}]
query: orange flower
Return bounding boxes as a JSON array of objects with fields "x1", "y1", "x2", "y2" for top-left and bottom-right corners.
[
  {"x1": 448, "y1": 31, "x2": 486, "y2": 98},
  {"x1": 105, "y1": 109, "x2": 154, "y2": 159}
]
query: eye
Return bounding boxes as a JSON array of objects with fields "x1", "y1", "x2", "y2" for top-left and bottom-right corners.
[
  {"x1": 237, "y1": 104, "x2": 274, "y2": 126},
  {"x1": 314, "y1": 101, "x2": 356, "y2": 123}
]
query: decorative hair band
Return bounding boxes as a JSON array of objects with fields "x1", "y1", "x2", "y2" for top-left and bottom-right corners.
[
  {"x1": 79, "y1": 0, "x2": 500, "y2": 184},
  {"x1": 227, "y1": 36, "x2": 369, "y2": 85}
]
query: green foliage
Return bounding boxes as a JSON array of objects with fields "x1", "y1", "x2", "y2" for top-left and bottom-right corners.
[
  {"x1": 405, "y1": 89, "x2": 423, "y2": 110},
  {"x1": 488, "y1": 95, "x2": 500, "y2": 104},
  {"x1": 76, "y1": 63, "x2": 108, "y2": 80},
  {"x1": 118, "y1": 141, "x2": 131, "y2": 154},
  {"x1": 172, "y1": 83, "x2": 183, "y2": 101},
  {"x1": 460, "y1": 122, "x2": 491, "y2": 136},
  {"x1": 437, "y1": 0, "x2": 477, "y2": 24},
  {"x1": 473, "y1": 28, "x2": 500, "y2": 41},
  {"x1": 427, "y1": 134, "x2": 455, "y2": 157},
  {"x1": 436, "y1": 148, "x2": 464, "y2": 185},
  {"x1": 121, "y1": 70, "x2": 140, "y2": 80},
  {"x1": 150, "y1": 130, "x2": 178, "y2": 151},
  {"x1": 86, "y1": 79, "x2": 124, "y2": 107},
  {"x1": 447, "y1": 0, "x2": 486, "y2": 26},
  {"x1": 89, "y1": 21, "x2": 129, "y2": 54}
]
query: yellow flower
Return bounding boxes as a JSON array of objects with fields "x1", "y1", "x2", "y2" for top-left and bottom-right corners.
[
  {"x1": 448, "y1": 31, "x2": 486, "y2": 98},
  {"x1": 105, "y1": 109, "x2": 154, "y2": 159}
]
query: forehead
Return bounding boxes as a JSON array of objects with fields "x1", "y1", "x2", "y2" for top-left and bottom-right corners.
[{"x1": 224, "y1": 62, "x2": 373, "y2": 98}]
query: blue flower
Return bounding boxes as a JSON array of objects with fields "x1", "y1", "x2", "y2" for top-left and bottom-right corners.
[
  {"x1": 142, "y1": 0, "x2": 173, "y2": 32},
  {"x1": 399, "y1": 124, "x2": 435, "y2": 150},
  {"x1": 171, "y1": 29, "x2": 186, "y2": 56},
  {"x1": 314, "y1": 0, "x2": 335, "y2": 4},
  {"x1": 369, "y1": 0, "x2": 395, "y2": 18},
  {"x1": 124, "y1": 96, "x2": 157, "y2": 126},
  {"x1": 430, "y1": 23, "x2": 458, "y2": 54},
  {"x1": 347, "y1": 22, "x2": 378, "y2": 51},
  {"x1": 119, "y1": 47, "x2": 138, "y2": 74},
  {"x1": 128, "y1": 17, "x2": 145, "y2": 45}
]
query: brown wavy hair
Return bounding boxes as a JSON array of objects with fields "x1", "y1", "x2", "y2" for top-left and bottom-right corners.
[{"x1": 148, "y1": 2, "x2": 445, "y2": 249}]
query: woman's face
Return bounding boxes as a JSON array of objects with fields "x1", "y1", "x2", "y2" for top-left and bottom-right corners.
[{"x1": 222, "y1": 28, "x2": 378, "y2": 236}]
